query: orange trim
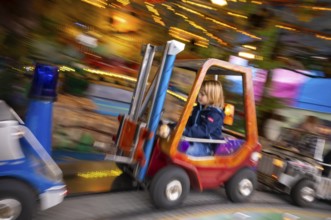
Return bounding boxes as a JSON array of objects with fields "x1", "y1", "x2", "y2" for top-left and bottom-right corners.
[{"x1": 157, "y1": 58, "x2": 260, "y2": 177}]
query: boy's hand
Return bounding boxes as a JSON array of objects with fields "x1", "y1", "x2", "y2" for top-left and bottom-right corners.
[{"x1": 158, "y1": 124, "x2": 171, "y2": 138}]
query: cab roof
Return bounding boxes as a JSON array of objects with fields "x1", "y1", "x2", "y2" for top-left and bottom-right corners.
[{"x1": 175, "y1": 59, "x2": 244, "y2": 76}]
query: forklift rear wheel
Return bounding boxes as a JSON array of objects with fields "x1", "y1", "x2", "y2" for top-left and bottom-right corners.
[
  {"x1": 115, "y1": 162, "x2": 133, "y2": 173},
  {"x1": 0, "y1": 179, "x2": 36, "y2": 220},
  {"x1": 291, "y1": 179, "x2": 315, "y2": 207},
  {"x1": 225, "y1": 168, "x2": 257, "y2": 203},
  {"x1": 150, "y1": 166, "x2": 190, "y2": 209},
  {"x1": 115, "y1": 162, "x2": 127, "y2": 171},
  {"x1": 111, "y1": 172, "x2": 135, "y2": 191}
]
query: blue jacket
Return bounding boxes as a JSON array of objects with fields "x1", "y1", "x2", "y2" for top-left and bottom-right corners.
[{"x1": 183, "y1": 104, "x2": 224, "y2": 139}]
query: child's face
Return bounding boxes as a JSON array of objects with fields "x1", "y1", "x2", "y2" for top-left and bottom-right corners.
[{"x1": 198, "y1": 90, "x2": 209, "y2": 106}]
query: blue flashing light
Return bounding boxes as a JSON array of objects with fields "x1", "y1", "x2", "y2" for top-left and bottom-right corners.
[{"x1": 29, "y1": 64, "x2": 59, "y2": 100}]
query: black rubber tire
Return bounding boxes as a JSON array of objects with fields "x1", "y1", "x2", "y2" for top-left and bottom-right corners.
[
  {"x1": 115, "y1": 162, "x2": 135, "y2": 174},
  {"x1": 291, "y1": 179, "x2": 315, "y2": 207},
  {"x1": 0, "y1": 179, "x2": 37, "y2": 220},
  {"x1": 225, "y1": 168, "x2": 257, "y2": 203},
  {"x1": 111, "y1": 172, "x2": 135, "y2": 191},
  {"x1": 149, "y1": 166, "x2": 190, "y2": 209},
  {"x1": 115, "y1": 162, "x2": 128, "y2": 172}
]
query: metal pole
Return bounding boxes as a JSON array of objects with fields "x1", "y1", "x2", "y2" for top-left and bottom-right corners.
[
  {"x1": 129, "y1": 44, "x2": 156, "y2": 120},
  {"x1": 138, "y1": 67, "x2": 158, "y2": 119}
]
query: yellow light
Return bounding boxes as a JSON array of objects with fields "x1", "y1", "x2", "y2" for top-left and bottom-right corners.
[
  {"x1": 59, "y1": 66, "x2": 76, "y2": 72},
  {"x1": 182, "y1": 0, "x2": 217, "y2": 10},
  {"x1": 77, "y1": 169, "x2": 122, "y2": 179},
  {"x1": 273, "y1": 159, "x2": 284, "y2": 167},
  {"x1": 195, "y1": 43, "x2": 208, "y2": 48},
  {"x1": 312, "y1": 6, "x2": 331, "y2": 11},
  {"x1": 161, "y1": 3, "x2": 228, "y2": 46},
  {"x1": 23, "y1": 66, "x2": 35, "y2": 71},
  {"x1": 242, "y1": 45, "x2": 256, "y2": 50},
  {"x1": 186, "y1": 20, "x2": 207, "y2": 32},
  {"x1": 206, "y1": 17, "x2": 236, "y2": 30},
  {"x1": 81, "y1": 0, "x2": 106, "y2": 8},
  {"x1": 238, "y1": 52, "x2": 255, "y2": 59},
  {"x1": 144, "y1": 2, "x2": 154, "y2": 6},
  {"x1": 84, "y1": 68, "x2": 137, "y2": 82},
  {"x1": 162, "y1": 3, "x2": 175, "y2": 12},
  {"x1": 251, "y1": 1, "x2": 262, "y2": 4},
  {"x1": 166, "y1": 90, "x2": 187, "y2": 102},
  {"x1": 152, "y1": 15, "x2": 165, "y2": 26},
  {"x1": 145, "y1": 4, "x2": 160, "y2": 16},
  {"x1": 237, "y1": 30, "x2": 261, "y2": 40},
  {"x1": 275, "y1": 25, "x2": 296, "y2": 31},
  {"x1": 316, "y1": 165, "x2": 324, "y2": 171},
  {"x1": 174, "y1": 4, "x2": 205, "y2": 17},
  {"x1": 169, "y1": 27, "x2": 209, "y2": 43},
  {"x1": 116, "y1": 0, "x2": 130, "y2": 6},
  {"x1": 301, "y1": 6, "x2": 331, "y2": 11},
  {"x1": 175, "y1": 12, "x2": 188, "y2": 19},
  {"x1": 113, "y1": 16, "x2": 127, "y2": 23},
  {"x1": 168, "y1": 33, "x2": 190, "y2": 42},
  {"x1": 211, "y1": 0, "x2": 227, "y2": 6},
  {"x1": 227, "y1": 12, "x2": 248, "y2": 19},
  {"x1": 316, "y1": 34, "x2": 331, "y2": 41}
]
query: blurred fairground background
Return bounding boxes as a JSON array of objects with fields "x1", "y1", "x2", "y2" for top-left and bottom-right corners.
[{"x1": 1, "y1": 0, "x2": 331, "y2": 179}]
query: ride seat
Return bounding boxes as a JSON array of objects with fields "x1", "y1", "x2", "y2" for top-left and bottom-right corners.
[
  {"x1": 178, "y1": 138, "x2": 244, "y2": 156},
  {"x1": 214, "y1": 139, "x2": 244, "y2": 155}
]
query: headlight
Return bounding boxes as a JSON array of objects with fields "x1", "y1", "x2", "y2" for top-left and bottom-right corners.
[
  {"x1": 273, "y1": 158, "x2": 284, "y2": 168},
  {"x1": 315, "y1": 165, "x2": 324, "y2": 171},
  {"x1": 251, "y1": 151, "x2": 261, "y2": 162}
]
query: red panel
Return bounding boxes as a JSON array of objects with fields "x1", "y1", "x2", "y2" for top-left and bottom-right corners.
[
  {"x1": 118, "y1": 119, "x2": 137, "y2": 152},
  {"x1": 146, "y1": 141, "x2": 168, "y2": 177}
]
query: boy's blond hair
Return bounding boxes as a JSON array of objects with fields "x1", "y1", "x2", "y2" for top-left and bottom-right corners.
[{"x1": 201, "y1": 80, "x2": 224, "y2": 109}]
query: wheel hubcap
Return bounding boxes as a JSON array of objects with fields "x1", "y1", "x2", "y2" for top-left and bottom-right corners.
[
  {"x1": 0, "y1": 199, "x2": 22, "y2": 220},
  {"x1": 238, "y1": 179, "x2": 253, "y2": 197},
  {"x1": 301, "y1": 186, "x2": 315, "y2": 202},
  {"x1": 165, "y1": 180, "x2": 182, "y2": 201}
]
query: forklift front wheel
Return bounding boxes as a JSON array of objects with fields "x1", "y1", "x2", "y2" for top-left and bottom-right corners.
[
  {"x1": 291, "y1": 179, "x2": 315, "y2": 207},
  {"x1": 149, "y1": 166, "x2": 190, "y2": 209},
  {"x1": 225, "y1": 168, "x2": 257, "y2": 203},
  {"x1": 0, "y1": 179, "x2": 37, "y2": 220}
]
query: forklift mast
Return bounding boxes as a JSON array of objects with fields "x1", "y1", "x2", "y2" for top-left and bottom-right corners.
[{"x1": 108, "y1": 40, "x2": 185, "y2": 181}]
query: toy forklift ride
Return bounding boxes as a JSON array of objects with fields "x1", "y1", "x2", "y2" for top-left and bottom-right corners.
[
  {"x1": 257, "y1": 127, "x2": 326, "y2": 207},
  {"x1": 0, "y1": 101, "x2": 66, "y2": 220},
  {"x1": 106, "y1": 40, "x2": 261, "y2": 209}
]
